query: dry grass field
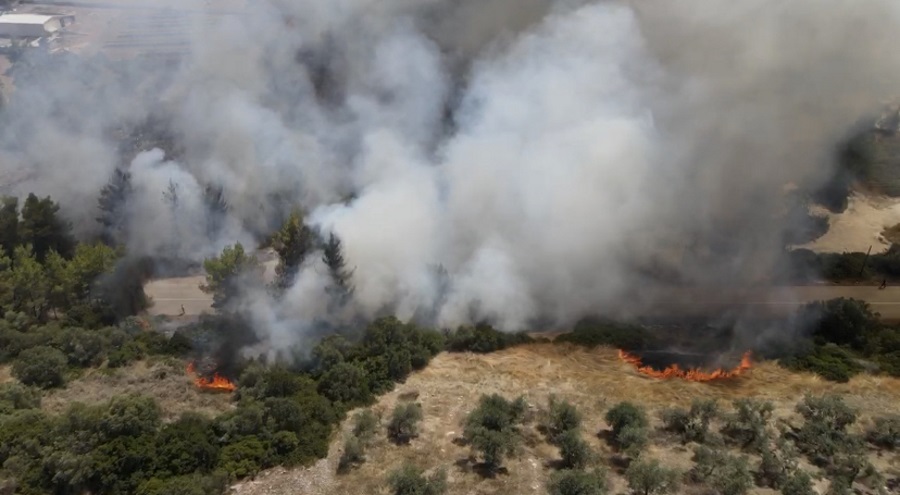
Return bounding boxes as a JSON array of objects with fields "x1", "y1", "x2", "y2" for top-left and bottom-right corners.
[
  {"x1": 232, "y1": 344, "x2": 900, "y2": 495},
  {"x1": 41, "y1": 357, "x2": 235, "y2": 420}
]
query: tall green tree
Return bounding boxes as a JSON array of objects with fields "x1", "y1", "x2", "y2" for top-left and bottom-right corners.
[
  {"x1": 272, "y1": 211, "x2": 314, "y2": 290},
  {"x1": 203, "y1": 184, "x2": 229, "y2": 241},
  {"x1": 19, "y1": 193, "x2": 74, "y2": 261},
  {"x1": 0, "y1": 196, "x2": 19, "y2": 257},
  {"x1": 5, "y1": 245, "x2": 51, "y2": 320},
  {"x1": 323, "y1": 232, "x2": 353, "y2": 299},
  {"x1": 96, "y1": 168, "x2": 133, "y2": 245},
  {"x1": 201, "y1": 243, "x2": 262, "y2": 309}
]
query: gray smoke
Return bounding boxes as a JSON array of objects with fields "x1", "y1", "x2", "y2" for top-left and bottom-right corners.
[{"x1": 2, "y1": 0, "x2": 900, "y2": 352}]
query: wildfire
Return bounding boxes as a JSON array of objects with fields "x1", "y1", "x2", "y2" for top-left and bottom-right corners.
[
  {"x1": 617, "y1": 350, "x2": 752, "y2": 382},
  {"x1": 186, "y1": 362, "x2": 237, "y2": 392}
]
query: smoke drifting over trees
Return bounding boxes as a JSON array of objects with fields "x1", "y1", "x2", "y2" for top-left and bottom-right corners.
[{"x1": 3, "y1": 0, "x2": 900, "y2": 349}]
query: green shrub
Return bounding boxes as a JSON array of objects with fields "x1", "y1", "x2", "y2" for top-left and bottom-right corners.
[
  {"x1": 794, "y1": 394, "x2": 858, "y2": 463},
  {"x1": 624, "y1": 458, "x2": 680, "y2": 495},
  {"x1": 12, "y1": 345, "x2": 67, "y2": 388},
  {"x1": 0, "y1": 382, "x2": 41, "y2": 413},
  {"x1": 317, "y1": 361, "x2": 372, "y2": 406},
  {"x1": 352, "y1": 409, "x2": 379, "y2": 445},
  {"x1": 337, "y1": 435, "x2": 365, "y2": 474},
  {"x1": 556, "y1": 320, "x2": 657, "y2": 350},
  {"x1": 101, "y1": 394, "x2": 161, "y2": 439},
  {"x1": 780, "y1": 344, "x2": 863, "y2": 383},
  {"x1": 52, "y1": 327, "x2": 107, "y2": 367},
  {"x1": 153, "y1": 413, "x2": 219, "y2": 477},
  {"x1": 387, "y1": 402, "x2": 423, "y2": 445},
  {"x1": 866, "y1": 415, "x2": 899, "y2": 449},
  {"x1": 107, "y1": 340, "x2": 145, "y2": 368},
  {"x1": 723, "y1": 398, "x2": 774, "y2": 451},
  {"x1": 690, "y1": 446, "x2": 752, "y2": 495},
  {"x1": 463, "y1": 394, "x2": 526, "y2": 473},
  {"x1": 445, "y1": 324, "x2": 533, "y2": 353},
  {"x1": 616, "y1": 424, "x2": 649, "y2": 457},
  {"x1": 217, "y1": 437, "x2": 267, "y2": 479},
  {"x1": 547, "y1": 469, "x2": 608, "y2": 495},
  {"x1": 386, "y1": 463, "x2": 447, "y2": 495},
  {"x1": 780, "y1": 470, "x2": 816, "y2": 495},
  {"x1": 135, "y1": 472, "x2": 229, "y2": 495},
  {"x1": 605, "y1": 402, "x2": 648, "y2": 452},
  {"x1": 557, "y1": 430, "x2": 593, "y2": 469},
  {"x1": 756, "y1": 438, "x2": 801, "y2": 488},
  {"x1": 660, "y1": 399, "x2": 718, "y2": 444},
  {"x1": 543, "y1": 396, "x2": 582, "y2": 444}
]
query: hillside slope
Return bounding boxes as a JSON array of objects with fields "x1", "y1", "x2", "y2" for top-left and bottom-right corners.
[{"x1": 231, "y1": 344, "x2": 900, "y2": 495}]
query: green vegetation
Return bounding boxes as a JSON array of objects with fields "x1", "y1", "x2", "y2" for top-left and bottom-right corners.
[
  {"x1": 624, "y1": 458, "x2": 680, "y2": 495},
  {"x1": 387, "y1": 402, "x2": 423, "y2": 445},
  {"x1": 660, "y1": 398, "x2": 719, "y2": 444},
  {"x1": 542, "y1": 396, "x2": 582, "y2": 444},
  {"x1": 547, "y1": 469, "x2": 608, "y2": 495},
  {"x1": 271, "y1": 210, "x2": 315, "y2": 291},
  {"x1": 200, "y1": 243, "x2": 263, "y2": 309},
  {"x1": 722, "y1": 398, "x2": 774, "y2": 452},
  {"x1": 604, "y1": 402, "x2": 649, "y2": 456},
  {"x1": 444, "y1": 323, "x2": 534, "y2": 353},
  {"x1": 462, "y1": 394, "x2": 527, "y2": 474},
  {"x1": 556, "y1": 319, "x2": 658, "y2": 351},
  {"x1": 690, "y1": 446, "x2": 753, "y2": 495},
  {"x1": 777, "y1": 298, "x2": 900, "y2": 381},
  {"x1": 386, "y1": 464, "x2": 447, "y2": 495},
  {"x1": 866, "y1": 415, "x2": 899, "y2": 449}
]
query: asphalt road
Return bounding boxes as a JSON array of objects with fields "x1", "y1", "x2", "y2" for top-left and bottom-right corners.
[{"x1": 142, "y1": 279, "x2": 900, "y2": 320}]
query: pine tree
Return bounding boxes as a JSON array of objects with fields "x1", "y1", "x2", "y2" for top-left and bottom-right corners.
[
  {"x1": 20, "y1": 193, "x2": 74, "y2": 261},
  {"x1": 323, "y1": 232, "x2": 353, "y2": 298},
  {"x1": 272, "y1": 211, "x2": 314, "y2": 290},
  {"x1": 96, "y1": 168, "x2": 132, "y2": 245},
  {"x1": 0, "y1": 196, "x2": 19, "y2": 257},
  {"x1": 204, "y1": 184, "x2": 229, "y2": 240}
]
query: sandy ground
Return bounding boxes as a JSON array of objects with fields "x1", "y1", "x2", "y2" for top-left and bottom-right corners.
[
  {"x1": 230, "y1": 344, "x2": 900, "y2": 495},
  {"x1": 801, "y1": 193, "x2": 900, "y2": 254}
]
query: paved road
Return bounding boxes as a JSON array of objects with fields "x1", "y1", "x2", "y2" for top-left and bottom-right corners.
[
  {"x1": 641, "y1": 286, "x2": 900, "y2": 320},
  {"x1": 142, "y1": 279, "x2": 900, "y2": 320},
  {"x1": 144, "y1": 275, "x2": 212, "y2": 316}
]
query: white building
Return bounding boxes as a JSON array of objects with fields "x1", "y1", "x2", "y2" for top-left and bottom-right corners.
[{"x1": 0, "y1": 13, "x2": 74, "y2": 39}]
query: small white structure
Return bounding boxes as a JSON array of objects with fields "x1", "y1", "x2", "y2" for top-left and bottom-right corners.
[{"x1": 0, "y1": 13, "x2": 74, "y2": 39}]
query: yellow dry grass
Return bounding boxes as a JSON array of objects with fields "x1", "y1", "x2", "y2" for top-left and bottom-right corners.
[
  {"x1": 232, "y1": 344, "x2": 900, "y2": 495},
  {"x1": 0, "y1": 365, "x2": 13, "y2": 385},
  {"x1": 41, "y1": 358, "x2": 235, "y2": 420}
]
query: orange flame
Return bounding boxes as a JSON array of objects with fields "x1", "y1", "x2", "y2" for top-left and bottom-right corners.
[
  {"x1": 186, "y1": 362, "x2": 236, "y2": 392},
  {"x1": 618, "y1": 350, "x2": 752, "y2": 382}
]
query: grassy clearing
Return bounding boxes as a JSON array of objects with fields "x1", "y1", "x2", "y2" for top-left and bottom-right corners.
[
  {"x1": 230, "y1": 344, "x2": 900, "y2": 495},
  {"x1": 41, "y1": 358, "x2": 235, "y2": 420}
]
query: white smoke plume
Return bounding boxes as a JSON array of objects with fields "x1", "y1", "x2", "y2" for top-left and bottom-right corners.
[{"x1": 2, "y1": 0, "x2": 900, "y2": 349}]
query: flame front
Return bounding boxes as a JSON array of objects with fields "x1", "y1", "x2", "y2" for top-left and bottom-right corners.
[
  {"x1": 618, "y1": 350, "x2": 752, "y2": 382},
  {"x1": 186, "y1": 362, "x2": 236, "y2": 392}
]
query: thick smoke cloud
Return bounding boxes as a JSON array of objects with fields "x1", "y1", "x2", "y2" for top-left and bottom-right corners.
[{"x1": 2, "y1": 0, "x2": 900, "y2": 348}]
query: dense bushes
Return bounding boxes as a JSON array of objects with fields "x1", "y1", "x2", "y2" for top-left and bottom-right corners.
[
  {"x1": 11, "y1": 345, "x2": 67, "y2": 388},
  {"x1": 556, "y1": 320, "x2": 658, "y2": 351},
  {"x1": 778, "y1": 298, "x2": 900, "y2": 381},
  {"x1": 463, "y1": 394, "x2": 527, "y2": 473},
  {"x1": 444, "y1": 323, "x2": 534, "y2": 353}
]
